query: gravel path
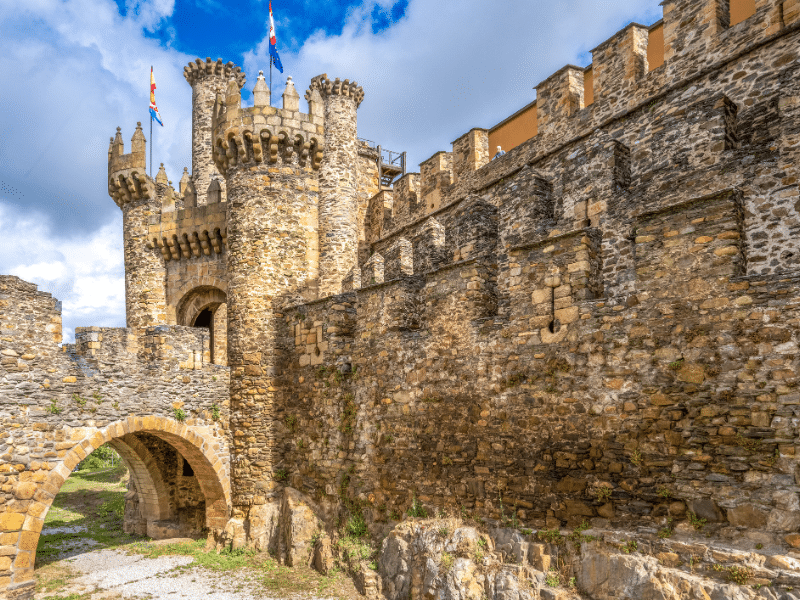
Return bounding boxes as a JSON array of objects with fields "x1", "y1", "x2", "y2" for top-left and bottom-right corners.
[{"x1": 39, "y1": 548, "x2": 278, "y2": 600}]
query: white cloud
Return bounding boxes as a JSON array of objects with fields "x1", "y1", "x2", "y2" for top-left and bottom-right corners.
[
  {"x1": 1, "y1": 0, "x2": 665, "y2": 343},
  {"x1": 0, "y1": 0, "x2": 192, "y2": 342},
  {"x1": 0, "y1": 204, "x2": 125, "y2": 343},
  {"x1": 244, "y1": 0, "x2": 663, "y2": 169}
]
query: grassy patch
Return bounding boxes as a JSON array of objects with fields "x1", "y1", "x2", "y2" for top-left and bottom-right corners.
[
  {"x1": 132, "y1": 538, "x2": 360, "y2": 598},
  {"x1": 36, "y1": 465, "x2": 140, "y2": 568}
]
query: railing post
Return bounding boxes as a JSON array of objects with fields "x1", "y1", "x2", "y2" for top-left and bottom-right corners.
[{"x1": 377, "y1": 144, "x2": 383, "y2": 186}]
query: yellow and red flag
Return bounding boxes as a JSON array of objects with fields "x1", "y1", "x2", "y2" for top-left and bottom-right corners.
[{"x1": 149, "y1": 67, "x2": 163, "y2": 126}]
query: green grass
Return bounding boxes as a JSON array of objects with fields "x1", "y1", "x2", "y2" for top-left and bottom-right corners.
[
  {"x1": 35, "y1": 465, "x2": 362, "y2": 600},
  {"x1": 132, "y1": 538, "x2": 358, "y2": 597},
  {"x1": 36, "y1": 465, "x2": 141, "y2": 567}
]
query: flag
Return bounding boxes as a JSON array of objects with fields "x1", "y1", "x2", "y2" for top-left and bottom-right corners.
[
  {"x1": 269, "y1": 1, "x2": 284, "y2": 73},
  {"x1": 149, "y1": 67, "x2": 164, "y2": 126}
]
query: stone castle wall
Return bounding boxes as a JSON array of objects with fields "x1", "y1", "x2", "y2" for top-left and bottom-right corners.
[
  {"x1": 266, "y1": 0, "x2": 800, "y2": 540},
  {"x1": 5, "y1": 1, "x2": 800, "y2": 598}
]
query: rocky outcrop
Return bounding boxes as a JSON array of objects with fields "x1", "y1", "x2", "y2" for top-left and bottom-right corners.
[
  {"x1": 217, "y1": 486, "x2": 323, "y2": 567},
  {"x1": 369, "y1": 519, "x2": 800, "y2": 600}
]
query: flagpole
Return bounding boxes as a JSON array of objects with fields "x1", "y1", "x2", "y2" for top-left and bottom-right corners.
[
  {"x1": 150, "y1": 65, "x2": 153, "y2": 179},
  {"x1": 269, "y1": 56, "x2": 273, "y2": 107}
]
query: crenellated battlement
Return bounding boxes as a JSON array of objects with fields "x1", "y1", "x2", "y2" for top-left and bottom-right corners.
[
  {"x1": 306, "y1": 73, "x2": 365, "y2": 108},
  {"x1": 107, "y1": 123, "x2": 155, "y2": 208},
  {"x1": 184, "y1": 57, "x2": 246, "y2": 88},
  {"x1": 476, "y1": 0, "x2": 800, "y2": 164},
  {"x1": 212, "y1": 74, "x2": 325, "y2": 174}
]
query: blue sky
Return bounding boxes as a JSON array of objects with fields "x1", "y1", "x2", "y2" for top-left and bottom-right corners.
[{"x1": 0, "y1": 0, "x2": 663, "y2": 341}]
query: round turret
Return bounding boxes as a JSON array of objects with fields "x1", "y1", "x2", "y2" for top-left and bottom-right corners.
[
  {"x1": 212, "y1": 74, "x2": 327, "y2": 507},
  {"x1": 184, "y1": 58, "x2": 246, "y2": 206},
  {"x1": 307, "y1": 74, "x2": 365, "y2": 297}
]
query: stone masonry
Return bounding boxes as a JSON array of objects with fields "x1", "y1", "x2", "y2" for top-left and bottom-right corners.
[{"x1": 5, "y1": 0, "x2": 800, "y2": 598}]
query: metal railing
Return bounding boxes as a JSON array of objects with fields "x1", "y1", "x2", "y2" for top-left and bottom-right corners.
[{"x1": 359, "y1": 138, "x2": 407, "y2": 186}]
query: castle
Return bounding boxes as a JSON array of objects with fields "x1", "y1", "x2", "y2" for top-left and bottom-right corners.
[{"x1": 3, "y1": 0, "x2": 800, "y2": 598}]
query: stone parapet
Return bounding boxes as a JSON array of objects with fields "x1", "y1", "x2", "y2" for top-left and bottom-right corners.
[
  {"x1": 146, "y1": 202, "x2": 228, "y2": 262},
  {"x1": 211, "y1": 96, "x2": 324, "y2": 175},
  {"x1": 108, "y1": 123, "x2": 155, "y2": 209}
]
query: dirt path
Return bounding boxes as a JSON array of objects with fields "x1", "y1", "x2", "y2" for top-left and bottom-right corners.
[{"x1": 34, "y1": 468, "x2": 361, "y2": 600}]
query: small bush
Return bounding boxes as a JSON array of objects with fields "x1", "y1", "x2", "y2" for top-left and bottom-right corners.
[
  {"x1": 727, "y1": 565, "x2": 751, "y2": 585},
  {"x1": 538, "y1": 529, "x2": 563, "y2": 544},
  {"x1": 274, "y1": 469, "x2": 288, "y2": 482},
  {"x1": 173, "y1": 408, "x2": 186, "y2": 422},
  {"x1": 210, "y1": 404, "x2": 220, "y2": 421},
  {"x1": 440, "y1": 552, "x2": 454, "y2": 572},
  {"x1": 546, "y1": 568, "x2": 561, "y2": 587},
  {"x1": 668, "y1": 358, "x2": 684, "y2": 371},
  {"x1": 407, "y1": 494, "x2": 428, "y2": 518},
  {"x1": 47, "y1": 400, "x2": 61, "y2": 415},
  {"x1": 346, "y1": 513, "x2": 368, "y2": 538},
  {"x1": 595, "y1": 485, "x2": 612, "y2": 502},
  {"x1": 688, "y1": 512, "x2": 707, "y2": 531}
]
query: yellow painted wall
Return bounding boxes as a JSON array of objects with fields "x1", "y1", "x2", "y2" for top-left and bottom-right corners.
[
  {"x1": 648, "y1": 23, "x2": 664, "y2": 71},
  {"x1": 488, "y1": 103, "x2": 538, "y2": 159},
  {"x1": 584, "y1": 68, "x2": 594, "y2": 107},
  {"x1": 731, "y1": 0, "x2": 756, "y2": 26}
]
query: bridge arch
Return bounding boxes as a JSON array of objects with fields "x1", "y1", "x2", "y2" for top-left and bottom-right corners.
[{"x1": 7, "y1": 416, "x2": 230, "y2": 595}]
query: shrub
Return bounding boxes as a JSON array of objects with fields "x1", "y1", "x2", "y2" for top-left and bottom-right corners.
[
  {"x1": 546, "y1": 568, "x2": 561, "y2": 587},
  {"x1": 596, "y1": 485, "x2": 612, "y2": 502},
  {"x1": 346, "y1": 513, "x2": 368, "y2": 538},
  {"x1": 407, "y1": 494, "x2": 428, "y2": 518},
  {"x1": 440, "y1": 552, "x2": 454, "y2": 572},
  {"x1": 173, "y1": 408, "x2": 186, "y2": 422},
  {"x1": 688, "y1": 512, "x2": 707, "y2": 531}
]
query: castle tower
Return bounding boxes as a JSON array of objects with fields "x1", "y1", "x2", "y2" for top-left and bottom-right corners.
[
  {"x1": 211, "y1": 73, "x2": 327, "y2": 507},
  {"x1": 183, "y1": 58, "x2": 246, "y2": 205},
  {"x1": 107, "y1": 123, "x2": 167, "y2": 331},
  {"x1": 311, "y1": 75, "x2": 366, "y2": 296}
]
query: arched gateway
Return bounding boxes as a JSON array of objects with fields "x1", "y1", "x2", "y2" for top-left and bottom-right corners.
[
  {"x1": 0, "y1": 276, "x2": 231, "y2": 600},
  {"x1": 2, "y1": 418, "x2": 231, "y2": 599}
]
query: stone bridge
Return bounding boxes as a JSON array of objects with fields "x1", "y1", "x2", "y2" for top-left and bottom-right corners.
[{"x1": 0, "y1": 276, "x2": 232, "y2": 599}]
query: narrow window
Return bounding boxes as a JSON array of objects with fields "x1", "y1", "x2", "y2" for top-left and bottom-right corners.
[
  {"x1": 193, "y1": 307, "x2": 214, "y2": 363},
  {"x1": 182, "y1": 458, "x2": 194, "y2": 477}
]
